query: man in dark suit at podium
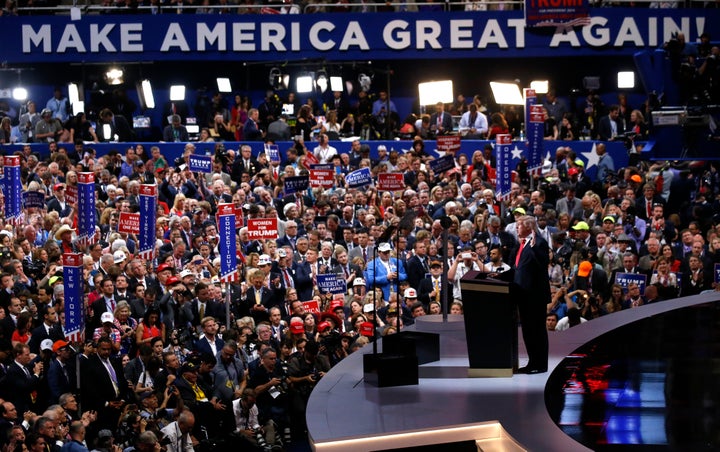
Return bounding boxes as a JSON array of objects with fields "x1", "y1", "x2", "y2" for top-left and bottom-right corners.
[{"x1": 509, "y1": 215, "x2": 550, "y2": 374}]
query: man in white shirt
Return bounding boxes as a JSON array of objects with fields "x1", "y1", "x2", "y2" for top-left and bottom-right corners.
[
  {"x1": 313, "y1": 133, "x2": 337, "y2": 164},
  {"x1": 160, "y1": 411, "x2": 195, "y2": 452},
  {"x1": 448, "y1": 249, "x2": 482, "y2": 301}
]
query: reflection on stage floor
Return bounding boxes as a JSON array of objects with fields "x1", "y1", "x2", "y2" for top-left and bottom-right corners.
[{"x1": 546, "y1": 301, "x2": 720, "y2": 451}]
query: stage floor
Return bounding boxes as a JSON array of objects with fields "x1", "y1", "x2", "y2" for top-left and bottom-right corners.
[{"x1": 307, "y1": 291, "x2": 720, "y2": 451}]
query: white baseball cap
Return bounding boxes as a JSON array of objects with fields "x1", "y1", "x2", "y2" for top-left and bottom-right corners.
[
  {"x1": 113, "y1": 250, "x2": 126, "y2": 264},
  {"x1": 40, "y1": 339, "x2": 54, "y2": 352},
  {"x1": 101, "y1": 312, "x2": 115, "y2": 324},
  {"x1": 404, "y1": 288, "x2": 417, "y2": 298}
]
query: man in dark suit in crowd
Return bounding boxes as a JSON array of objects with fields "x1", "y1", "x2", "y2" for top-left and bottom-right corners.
[
  {"x1": 194, "y1": 317, "x2": 225, "y2": 358},
  {"x1": 80, "y1": 337, "x2": 127, "y2": 430},
  {"x1": 240, "y1": 268, "x2": 275, "y2": 325},
  {"x1": 429, "y1": 101, "x2": 454, "y2": 136},
  {"x1": 509, "y1": 216, "x2": 550, "y2": 374},
  {"x1": 4, "y1": 344, "x2": 43, "y2": 416},
  {"x1": 46, "y1": 340, "x2": 75, "y2": 405},
  {"x1": 90, "y1": 278, "x2": 117, "y2": 332},
  {"x1": 406, "y1": 241, "x2": 431, "y2": 290},
  {"x1": 597, "y1": 104, "x2": 623, "y2": 141},
  {"x1": 28, "y1": 305, "x2": 64, "y2": 355},
  {"x1": 97, "y1": 108, "x2": 134, "y2": 142}
]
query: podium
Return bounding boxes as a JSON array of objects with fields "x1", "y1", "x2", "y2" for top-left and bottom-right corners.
[{"x1": 460, "y1": 271, "x2": 517, "y2": 377}]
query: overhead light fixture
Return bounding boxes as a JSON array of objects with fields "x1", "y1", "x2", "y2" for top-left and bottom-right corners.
[
  {"x1": 617, "y1": 71, "x2": 635, "y2": 89},
  {"x1": 418, "y1": 80, "x2": 453, "y2": 106},
  {"x1": 217, "y1": 77, "x2": 232, "y2": 93},
  {"x1": 170, "y1": 85, "x2": 186, "y2": 101},
  {"x1": 105, "y1": 67, "x2": 124, "y2": 85},
  {"x1": 296, "y1": 75, "x2": 314, "y2": 94},
  {"x1": 489, "y1": 82, "x2": 524, "y2": 105},
  {"x1": 137, "y1": 80, "x2": 155, "y2": 109},
  {"x1": 12, "y1": 88, "x2": 28, "y2": 101},
  {"x1": 529, "y1": 80, "x2": 549, "y2": 94},
  {"x1": 330, "y1": 76, "x2": 344, "y2": 92}
]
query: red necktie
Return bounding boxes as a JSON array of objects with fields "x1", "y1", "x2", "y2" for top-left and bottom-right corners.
[
  {"x1": 515, "y1": 239, "x2": 525, "y2": 267},
  {"x1": 647, "y1": 200, "x2": 652, "y2": 218}
]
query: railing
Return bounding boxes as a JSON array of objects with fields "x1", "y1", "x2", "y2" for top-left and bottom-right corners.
[{"x1": 10, "y1": 0, "x2": 708, "y2": 15}]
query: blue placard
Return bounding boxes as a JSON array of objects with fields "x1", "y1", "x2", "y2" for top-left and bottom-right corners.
[
  {"x1": 715, "y1": 264, "x2": 720, "y2": 285},
  {"x1": 428, "y1": 155, "x2": 455, "y2": 175},
  {"x1": 188, "y1": 154, "x2": 213, "y2": 173},
  {"x1": 345, "y1": 167, "x2": 373, "y2": 189},
  {"x1": 614, "y1": 272, "x2": 648, "y2": 295},
  {"x1": 284, "y1": 175, "x2": 310, "y2": 195},
  {"x1": 266, "y1": 145, "x2": 281, "y2": 163},
  {"x1": 22, "y1": 191, "x2": 46, "y2": 209},
  {"x1": 317, "y1": 273, "x2": 347, "y2": 295}
]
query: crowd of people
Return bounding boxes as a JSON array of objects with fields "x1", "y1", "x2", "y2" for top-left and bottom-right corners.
[{"x1": 0, "y1": 80, "x2": 720, "y2": 452}]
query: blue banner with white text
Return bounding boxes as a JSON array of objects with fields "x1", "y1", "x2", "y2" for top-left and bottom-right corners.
[
  {"x1": 78, "y1": 172, "x2": 96, "y2": 245},
  {"x1": 138, "y1": 184, "x2": 157, "y2": 260},
  {"x1": 3, "y1": 157, "x2": 22, "y2": 223},
  {"x1": 2, "y1": 10, "x2": 717, "y2": 63},
  {"x1": 217, "y1": 203, "x2": 238, "y2": 283},
  {"x1": 63, "y1": 253, "x2": 85, "y2": 343},
  {"x1": 495, "y1": 135, "x2": 514, "y2": 201}
]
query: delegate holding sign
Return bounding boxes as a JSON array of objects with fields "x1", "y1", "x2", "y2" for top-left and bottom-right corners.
[
  {"x1": 377, "y1": 173, "x2": 405, "y2": 191},
  {"x1": 188, "y1": 154, "x2": 213, "y2": 173},
  {"x1": 248, "y1": 218, "x2": 279, "y2": 240},
  {"x1": 345, "y1": 167, "x2": 372, "y2": 188},
  {"x1": 317, "y1": 273, "x2": 347, "y2": 295}
]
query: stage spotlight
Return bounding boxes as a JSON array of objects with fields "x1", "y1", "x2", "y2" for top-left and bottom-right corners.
[
  {"x1": 71, "y1": 101, "x2": 85, "y2": 116},
  {"x1": 68, "y1": 82, "x2": 84, "y2": 113},
  {"x1": 137, "y1": 80, "x2": 155, "y2": 109},
  {"x1": 170, "y1": 85, "x2": 186, "y2": 101},
  {"x1": 330, "y1": 76, "x2": 344, "y2": 92},
  {"x1": 617, "y1": 71, "x2": 635, "y2": 89},
  {"x1": 529, "y1": 80, "x2": 549, "y2": 94},
  {"x1": 296, "y1": 75, "x2": 314, "y2": 93},
  {"x1": 12, "y1": 88, "x2": 28, "y2": 101},
  {"x1": 105, "y1": 67, "x2": 124, "y2": 85},
  {"x1": 418, "y1": 80, "x2": 453, "y2": 106},
  {"x1": 489, "y1": 81, "x2": 524, "y2": 105},
  {"x1": 217, "y1": 77, "x2": 232, "y2": 93}
]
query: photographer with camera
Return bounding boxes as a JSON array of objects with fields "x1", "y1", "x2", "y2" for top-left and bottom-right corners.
[
  {"x1": 231, "y1": 388, "x2": 278, "y2": 452},
  {"x1": 287, "y1": 341, "x2": 330, "y2": 443},
  {"x1": 247, "y1": 348, "x2": 291, "y2": 450}
]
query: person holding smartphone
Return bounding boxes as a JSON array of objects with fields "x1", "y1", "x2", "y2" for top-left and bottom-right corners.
[{"x1": 447, "y1": 248, "x2": 482, "y2": 301}]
